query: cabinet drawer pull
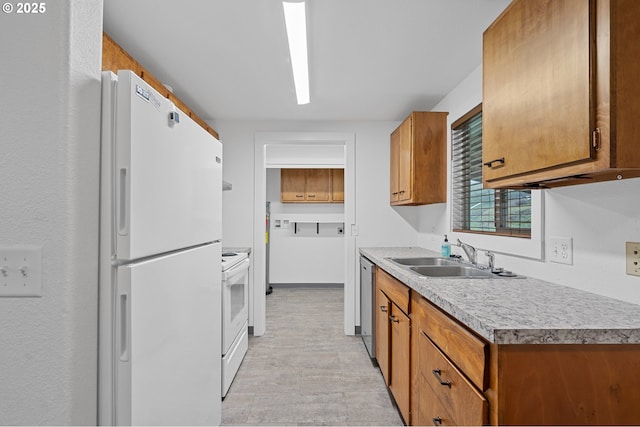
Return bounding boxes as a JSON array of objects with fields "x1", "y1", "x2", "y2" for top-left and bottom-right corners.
[
  {"x1": 389, "y1": 315, "x2": 399, "y2": 323},
  {"x1": 433, "y1": 417, "x2": 442, "y2": 426},
  {"x1": 308, "y1": 194, "x2": 316, "y2": 198},
  {"x1": 295, "y1": 194, "x2": 304, "y2": 198},
  {"x1": 432, "y1": 369, "x2": 451, "y2": 387},
  {"x1": 483, "y1": 157, "x2": 505, "y2": 168},
  {"x1": 592, "y1": 127, "x2": 601, "y2": 151},
  {"x1": 379, "y1": 305, "x2": 387, "y2": 313}
]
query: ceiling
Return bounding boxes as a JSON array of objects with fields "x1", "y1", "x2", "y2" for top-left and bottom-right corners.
[{"x1": 103, "y1": 0, "x2": 510, "y2": 122}]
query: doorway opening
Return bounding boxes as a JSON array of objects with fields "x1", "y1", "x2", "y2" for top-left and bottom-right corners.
[{"x1": 252, "y1": 132, "x2": 356, "y2": 337}]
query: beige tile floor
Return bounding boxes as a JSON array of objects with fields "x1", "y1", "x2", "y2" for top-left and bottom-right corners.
[{"x1": 221, "y1": 286, "x2": 403, "y2": 426}]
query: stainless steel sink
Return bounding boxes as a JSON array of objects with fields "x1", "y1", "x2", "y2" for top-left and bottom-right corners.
[
  {"x1": 387, "y1": 256, "x2": 523, "y2": 279},
  {"x1": 388, "y1": 257, "x2": 456, "y2": 266},
  {"x1": 410, "y1": 265, "x2": 497, "y2": 279}
]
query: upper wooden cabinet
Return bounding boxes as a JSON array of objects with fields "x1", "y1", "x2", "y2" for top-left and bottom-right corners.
[
  {"x1": 280, "y1": 168, "x2": 343, "y2": 203},
  {"x1": 390, "y1": 112, "x2": 448, "y2": 205},
  {"x1": 331, "y1": 169, "x2": 344, "y2": 202},
  {"x1": 482, "y1": 0, "x2": 640, "y2": 188},
  {"x1": 102, "y1": 33, "x2": 218, "y2": 139},
  {"x1": 281, "y1": 168, "x2": 308, "y2": 202}
]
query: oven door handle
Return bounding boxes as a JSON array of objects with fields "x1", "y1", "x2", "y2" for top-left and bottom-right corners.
[{"x1": 223, "y1": 258, "x2": 251, "y2": 283}]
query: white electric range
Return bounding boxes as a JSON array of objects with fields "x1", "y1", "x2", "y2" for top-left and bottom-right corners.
[{"x1": 221, "y1": 250, "x2": 250, "y2": 397}]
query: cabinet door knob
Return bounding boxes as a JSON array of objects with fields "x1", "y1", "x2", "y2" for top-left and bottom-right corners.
[
  {"x1": 379, "y1": 306, "x2": 387, "y2": 313},
  {"x1": 483, "y1": 157, "x2": 505, "y2": 168},
  {"x1": 433, "y1": 417, "x2": 443, "y2": 426},
  {"x1": 432, "y1": 369, "x2": 451, "y2": 387},
  {"x1": 389, "y1": 315, "x2": 399, "y2": 323},
  {"x1": 398, "y1": 190, "x2": 405, "y2": 194},
  {"x1": 392, "y1": 191, "x2": 399, "y2": 195}
]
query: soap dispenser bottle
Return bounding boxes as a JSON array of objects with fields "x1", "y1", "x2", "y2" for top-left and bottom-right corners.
[{"x1": 441, "y1": 234, "x2": 451, "y2": 257}]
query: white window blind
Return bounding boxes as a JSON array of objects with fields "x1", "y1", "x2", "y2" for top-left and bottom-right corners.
[{"x1": 451, "y1": 105, "x2": 531, "y2": 237}]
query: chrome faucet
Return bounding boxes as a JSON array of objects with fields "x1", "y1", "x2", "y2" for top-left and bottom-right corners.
[
  {"x1": 456, "y1": 239, "x2": 477, "y2": 265},
  {"x1": 485, "y1": 251, "x2": 495, "y2": 271}
]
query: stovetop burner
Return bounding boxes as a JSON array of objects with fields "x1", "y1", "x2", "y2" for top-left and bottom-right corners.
[{"x1": 221, "y1": 251, "x2": 248, "y2": 271}]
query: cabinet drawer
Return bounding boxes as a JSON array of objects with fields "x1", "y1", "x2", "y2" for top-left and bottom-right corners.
[
  {"x1": 420, "y1": 332, "x2": 487, "y2": 426},
  {"x1": 418, "y1": 378, "x2": 457, "y2": 427},
  {"x1": 420, "y1": 297, "x2": 488, "y2": 390},
  {"x1": 376, "y1": 268, "x2": 409, "y2": 314}
]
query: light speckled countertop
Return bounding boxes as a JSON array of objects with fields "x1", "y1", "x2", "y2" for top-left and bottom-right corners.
[
  {"x1": 223, "y1": 247, "x2": 252, "y2": 255},
  {"x1": 360, "y1": 247, "x2": 640, "y2": 345}
]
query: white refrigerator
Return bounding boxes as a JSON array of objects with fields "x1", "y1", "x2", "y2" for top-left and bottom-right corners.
[{"x1": 99, "y1": 70, "x2": 222, "y2": 426}]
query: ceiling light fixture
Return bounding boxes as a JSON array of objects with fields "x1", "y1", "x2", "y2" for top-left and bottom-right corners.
[{"x1": 282, "y1": 1, "x2": 310, "y2": 105}]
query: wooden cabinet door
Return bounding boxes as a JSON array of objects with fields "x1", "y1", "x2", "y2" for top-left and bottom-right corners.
[
  {"x1": 397, "y1": 116, "x2": 412, "y2": 202},
  {"x1": 390, "y1": 112, "x2": 447, "y2": 205},
  {"x1": 281, "y1": 169, "x2": 306, "y2": 202},
  {"x1": 331, "y1": 168, "x2": 344, "y2": 202},
  {"x1": 419, "y1": 383, "x2": 457, "y2": 427},
  {"x1": 375, "y1": 289, "x2": 390, "y2": 386},
  {"x1": 305, "y1": 169, "x2": 330, "y2": 202},
  {"x1": 389, "y1": 303, "x2": 411, "y2": 423},
  {"x1": 420, "y1": 332, "x2": 487, "y2": 426},
  {"x1": 483, "y1": 0, "x2": 594, "y2": 182},
  {"x1": 390, "y1": 127, "x2": 400, "y2": 202}
]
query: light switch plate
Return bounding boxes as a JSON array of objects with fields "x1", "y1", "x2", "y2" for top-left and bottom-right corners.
[
  {"x1": 549, "y1": 237, "x2": 573, "y2": 265},
  {"x1": 626, "y1": 242, "x2": 640, "y2": 277},
  {"x1": 0, "y1": 246, "x2": 42, "y2": 297}
]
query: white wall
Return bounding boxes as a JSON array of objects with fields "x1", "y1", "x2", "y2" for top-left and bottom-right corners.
[
  {"x1": 214, "y1": 120, "x2": 419, "y2": 250},
  {"x1": 214, "y1": 120, "x2": 419, "y2": 330},
  {"x1": 416, "y1": 65, "x2": 640, "y2": 305},
  {"x1": 268, "y1": 200, "x2": 345, "y2": 284},
  {"x1": 0, "y1": 1, "x2": 103, "y2": 424},
  {"x1": 266, "y1": 169, "x2": 345, "y2": 284}
]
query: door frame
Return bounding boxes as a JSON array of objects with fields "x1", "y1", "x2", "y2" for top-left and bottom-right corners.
[{"x1": 252, "y1": 132, "x2": 356, "y2": 336}]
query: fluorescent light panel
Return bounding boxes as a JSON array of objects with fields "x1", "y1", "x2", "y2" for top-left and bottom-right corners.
[{"x1": 283, "y1": 1, "x2": 310, "y2": 105}]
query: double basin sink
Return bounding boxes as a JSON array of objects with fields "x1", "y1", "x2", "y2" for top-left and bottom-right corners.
[{"x1": 387, "y1": 257, "x2": 520, "y2": 279}]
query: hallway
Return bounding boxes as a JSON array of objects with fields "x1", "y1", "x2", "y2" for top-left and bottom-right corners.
[{"x1": 221, "y1": 287, "x2": 403, "y2": 426}]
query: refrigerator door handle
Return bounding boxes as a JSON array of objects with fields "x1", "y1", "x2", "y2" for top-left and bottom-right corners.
[
  {"x1": 119, "y1": 292, "x2": 129, "y2": 361},
  {"x1": 117, "y1": 167, "x2": 129, "y2": 236},
  {"x1": 116, "y1": 270, "x2": 131, "y2": 363}
]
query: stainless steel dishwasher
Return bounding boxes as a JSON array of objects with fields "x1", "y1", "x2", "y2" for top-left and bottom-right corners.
[{"x1": 360, "y1": 256, "x2": 376, "y2": 362}]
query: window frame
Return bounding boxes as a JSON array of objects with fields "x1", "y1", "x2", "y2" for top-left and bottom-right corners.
[{"x1": 447, "y1": 102, "x2": 543, "y2": 260}]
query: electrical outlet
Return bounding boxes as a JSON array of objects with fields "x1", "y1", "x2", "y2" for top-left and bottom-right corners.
[
  {"x1": 626, "y1": 242, "x2": 640, "y2": 277},
  {"x1": 0, "y1": 246, "x2": 42, "y2": 297},
  {"x1": 549, "y1": 237, "x2": 573, "y2": 265}
]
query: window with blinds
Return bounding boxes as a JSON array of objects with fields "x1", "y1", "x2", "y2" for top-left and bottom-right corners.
[{"x1": 451, "y1": 104, "x2": 531, "y2": 237}]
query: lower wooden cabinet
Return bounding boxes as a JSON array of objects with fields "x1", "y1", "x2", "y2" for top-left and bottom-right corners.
[
  {"x1": 418, "y1": 331, "x2": 487, "y2": 426},
  {"x1": 373, "y1": 267, "x2": 640, "y2": 426},
  {"x1": 412, "y1": 292, "x2": 488, "y2": 426},
  {"x1": 411, "y1": 290, "x2": 640, "y2": 426},
  {"x1": 375, "y1": 288, "x2": 390, "y2": 386},
  {"x1": 488, "y1": 343, "x2": 640, "y2": 425},
  {"x1": 418, "y1": 382, "x2": 457, "y2": 427},
  {"x1": 389, "y1": 303, "x2": 410, "y2": 420},
  {"x1": 376, "y1": 268, "x2": 411, "y2": 423}
]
